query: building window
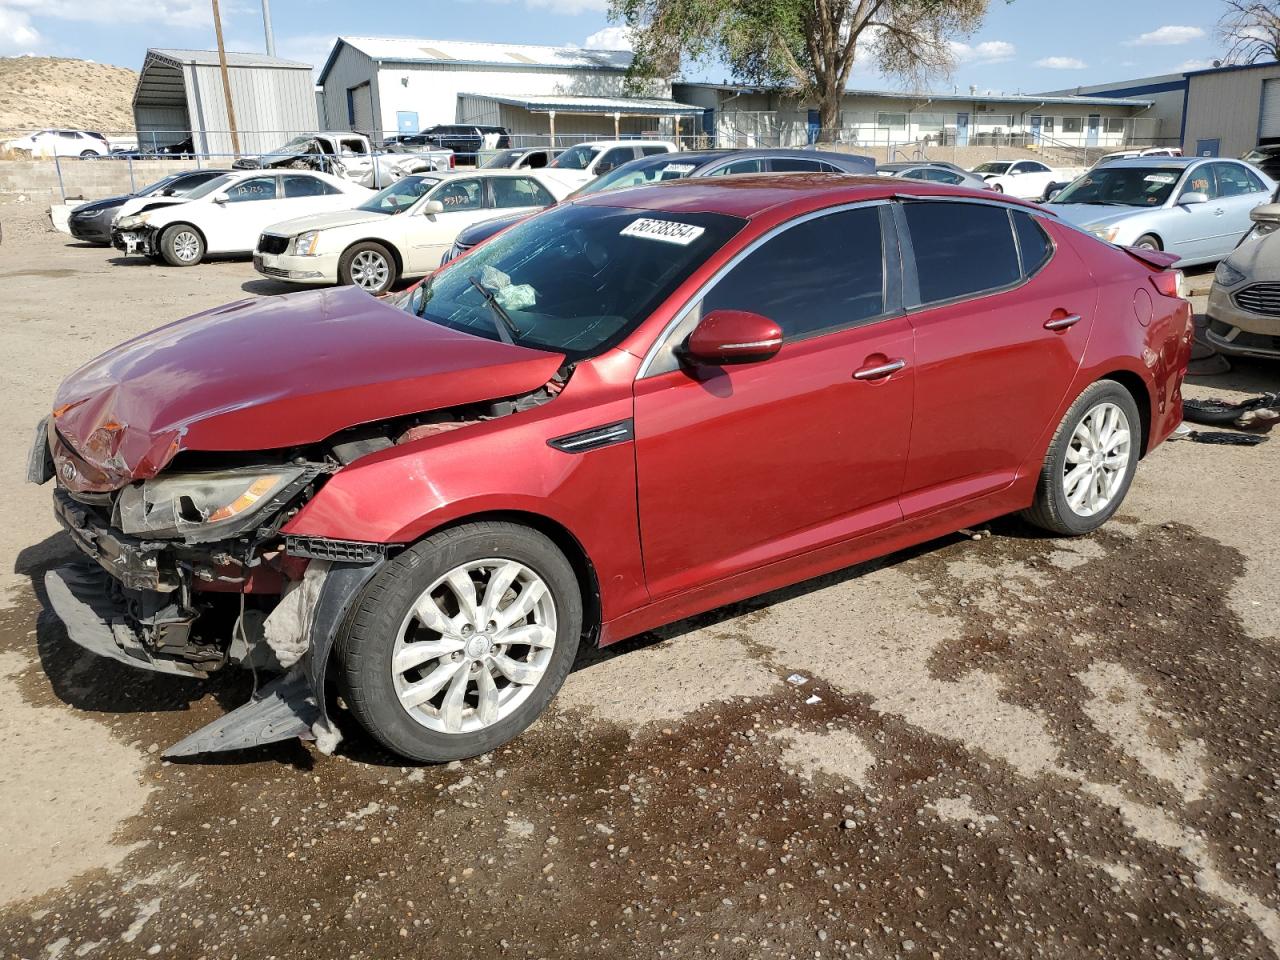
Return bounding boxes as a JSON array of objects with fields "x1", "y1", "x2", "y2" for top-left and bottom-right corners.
[
  {"x1": 1105, "y1": 117, "x2": 1125, "y2": 133},
  {"x1": 1063, "y1": 117, "x2": 1083, "y2": 133},
  {"x1": 1042, "y1": 116, "x2": 1056, "y2": 133},
  {"x1": 877, "y1": 112, "x2": 908, "y2": 129}
]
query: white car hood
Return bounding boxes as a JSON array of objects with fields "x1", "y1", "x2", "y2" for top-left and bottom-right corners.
[
  {"x1": 263, "y1": 208, "x2": 388, "y2": 236},
  {"x1": 114, "y1": 196, "x2": 190, "y2": 221}
]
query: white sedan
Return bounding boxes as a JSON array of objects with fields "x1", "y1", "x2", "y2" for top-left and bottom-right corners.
[
  {"x1": 971, "y1": 159, "x2": 1058, "y2": 199},
  {"x1": 253, "y1": 169, "x2": 580, "y2": 294},
  {"x1": 6, "y1": 129, "x2": 109, "y2": 158},
  {"x1": 111, "y1": 170, "x2": 370, "y2": 266}
]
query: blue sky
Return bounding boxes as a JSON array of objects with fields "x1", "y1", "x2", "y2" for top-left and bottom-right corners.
[{"x1": 0, "y1": 0, "x2": 1233, "y2": 91}]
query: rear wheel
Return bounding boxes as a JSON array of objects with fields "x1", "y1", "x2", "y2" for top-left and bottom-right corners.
[
  {"x1": 1133, "y1": 233, "x2": 1161, "y2": 251},
  {"x1": 339, "y1": 241, "x2": 398, "y2": 295},
  {"x1": 159, "y1": 224, "x2": 204, "y2": 266},
  {"x1": 1022, "y1": 381, "x2": 1141, "y2": 536},
  {"x1": 79, "y1": 150, "x2": 97, "y2": 159},
  {"x1": 335, "y1": 522, "x2": 582, "y2": 762}
]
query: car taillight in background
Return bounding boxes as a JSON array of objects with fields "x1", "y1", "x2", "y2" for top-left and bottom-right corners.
[{"x1": 449, "y1": 154, "x2": 456, "y2": 169}]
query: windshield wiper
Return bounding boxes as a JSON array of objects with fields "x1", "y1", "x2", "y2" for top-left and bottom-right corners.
[{"x1": 468, "y1": 275, "x2": 521, "y2": 344}]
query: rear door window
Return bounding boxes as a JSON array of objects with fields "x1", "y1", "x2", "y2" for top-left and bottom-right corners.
[
  {"x1": 595, "y1": 147, "x2": 634, "y2": 173},
  {"x1": 1212, "y1": 162, "x2": 1265, "y2": 196},
  {"x1": 769, "y1": 157, "x2": 826, "y2": 172},
  {"x1": 491, "y1": 176, "x2": 556, "y2": 208},
  {"x1": 707, "y1": 158, "x2": 765, "y2": 176},
  {"x1": 283, "y1": 175, "x2": 340, "y2": 197},
  {"x1": 700, "y1": 206, "x2": 886, "y2": 339},
  {"x1": 903, "y1": 201, "x2": 1020, "y2": 305},
  {"x1": 640, "y1": 145, "x2": 670, "y2": 156}
]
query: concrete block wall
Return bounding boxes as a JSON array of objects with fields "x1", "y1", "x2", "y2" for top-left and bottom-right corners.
[{"x1": 0, "y1": 159, "x2": 208, "y2": 202}]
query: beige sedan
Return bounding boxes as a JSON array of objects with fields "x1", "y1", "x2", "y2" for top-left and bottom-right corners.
[{"x1": 1205, "y1": 202, "x2": 1280, "y2": 359}]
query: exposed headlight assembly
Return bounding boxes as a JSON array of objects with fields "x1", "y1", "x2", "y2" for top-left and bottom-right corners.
[
  {"x1": 1214, "y1": 259, "x2": 1246, "y2": 287},
  {"x1": 116, "y1": 465, "x2": 321, "y2": 542},
  {"x1": 1090, "y1": 225, "x2": 1121, "y2": 243},
  {"x1": 117, "y1": 213, "x2": 150, "y2": 229},
  {"x1": 293, "y1": 230, "x2": 321, "y2": 256}
]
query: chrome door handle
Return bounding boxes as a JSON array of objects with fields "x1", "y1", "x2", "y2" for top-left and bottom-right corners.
[
  {"x1": 1044, "y1": 314, "x2": 1082, "y2": 331},
  {"x1": 853, "y1": 359, "x2": 907, "y2": 380}
]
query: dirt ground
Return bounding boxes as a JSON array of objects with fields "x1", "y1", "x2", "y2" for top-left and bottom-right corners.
[{"x1": 2, "y1": 200, "x2": 1278, "y2": 960}]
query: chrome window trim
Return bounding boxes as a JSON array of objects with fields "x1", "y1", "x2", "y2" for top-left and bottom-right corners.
[{"x1": 635, "y1": 198, "x2": 891, "y2": 380}]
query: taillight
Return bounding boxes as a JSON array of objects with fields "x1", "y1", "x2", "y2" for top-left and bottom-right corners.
[
  {"x1": 1149, "y1": 270, "x2": 1180, "y2": 298},
  {"x1": 449, "y1": 154, "x2": 456, "y2": 169}
]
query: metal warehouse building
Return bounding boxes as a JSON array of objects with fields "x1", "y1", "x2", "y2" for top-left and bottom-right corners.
[
  {"x1": 317, "y1": 37, "x2": 667, "y2": 141},
  {"x1": 132, "y1": 48, "x2": 319, "y2": 157},
  {"x1": 1181, "y1": 61, "x2": 1280, "y2": 157}
]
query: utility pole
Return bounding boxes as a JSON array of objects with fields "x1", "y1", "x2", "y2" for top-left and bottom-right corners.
[
  {"x1": 211, "y1": 0, "x2": 241, "y2": 157},
  {"x1": 261, "y1": 0, "x2": 276, "y2": 56}
]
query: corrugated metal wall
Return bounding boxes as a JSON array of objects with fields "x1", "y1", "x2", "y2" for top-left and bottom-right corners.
[
  {"x1": 1183, "y1": 64, "x2": 1280, "y2": 155},
  {"x1": 320, "y1": 44, "x2": 378, "y2": 138},
  {"x1": 185, "y1": 62, "x2": 319, "y2": 156}
]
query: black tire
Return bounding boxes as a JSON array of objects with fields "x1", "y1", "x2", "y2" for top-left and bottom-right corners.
[
  {"x1": 79, "y1": 150, "x2": 97, "y2": 158},
  {"x1": 990, "y1": 182, "x2": 1004, "y2": 193},
  {"x1": 338, "y1": 241, "x2": 399, "y2": 295},
  {"x1": 158, "y1": 223, "x2": 205, "y2": 266},
  {"x1": 1133, "y1": 233, "x2": 1161, "y2": 251},
  {"x1": 335, "y1": 521, "x2": 583, "y2": 762},
  {"x1": 1021, "y1": 380, "x2": 1142, "y2": 536}
]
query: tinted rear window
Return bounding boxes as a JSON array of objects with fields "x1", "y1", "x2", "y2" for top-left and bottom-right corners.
[
  {"x1": 1013, "y1": 211, "x2": 1053, "y2": 275},
  {"x1": 905, "y1": 202, "x2": 1020, "y2": 304}
]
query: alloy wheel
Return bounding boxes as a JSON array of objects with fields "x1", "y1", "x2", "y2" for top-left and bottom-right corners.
[
  {"x1": 173, "y1": 231, "x2": 200, "y2": 263},
  {"x1": 1062, "y1": 401, "x2": 1131, "y2": 517},
  {"x1": 350, "y1": 250, "x2": 390, "y2": 291},
  {"x1": 391, "y1": 558, "x2": 557, "y2": 734}
]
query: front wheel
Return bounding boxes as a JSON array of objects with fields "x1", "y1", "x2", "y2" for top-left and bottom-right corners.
[
  {"x1": 159, "y1": 224, "x2": 204, "y2": 266},
  {"x1": 335, "y1": 522, "x2": 583, "y2": 762},
  {"x1": 990, "y1": 182, "x2": 1004, "y2": 193},
  {"x1": 1133, "y1": 234, "x2": 1161, "y2": 251},
  {"x1": 339, "y1": 241, "x2": 398, "y2": 295},
  {"x1": 1022, "y1": 381, "x2": 1141, "y2": 536}
]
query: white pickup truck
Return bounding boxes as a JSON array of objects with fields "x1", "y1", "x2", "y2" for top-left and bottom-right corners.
[{"x1": 233, "y1": 132, "x2": 452, "y2": 189}]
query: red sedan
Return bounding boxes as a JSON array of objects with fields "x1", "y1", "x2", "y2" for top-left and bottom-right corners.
[{"x1": 32, "y1": 175, "x2": 1192, "y2": 762}]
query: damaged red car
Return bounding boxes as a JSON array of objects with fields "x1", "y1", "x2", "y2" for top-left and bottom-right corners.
[{"x1": 30, "y1": 175, "x2": 1192, "y2": 762}]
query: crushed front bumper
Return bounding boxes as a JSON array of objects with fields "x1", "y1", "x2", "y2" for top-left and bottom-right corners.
[
  {"x1": 53, "y1": 489, "x2": 175, "y2": 592},
  {"x1": 111, "y1": 226, "x2": 158, "y2": 257}
]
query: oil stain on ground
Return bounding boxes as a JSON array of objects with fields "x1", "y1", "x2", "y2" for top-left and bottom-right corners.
[{"x1": 1, "y1": 522, "x2": 1277, "y2": 959}]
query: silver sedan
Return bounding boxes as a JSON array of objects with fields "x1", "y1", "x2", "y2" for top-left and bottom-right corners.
[
  {"x1": 1047, "y1": 157, "x2": 1274, "y2": 266},
  {"x1": 876, "y1": 162, "x2": 992, "y2": 190}
]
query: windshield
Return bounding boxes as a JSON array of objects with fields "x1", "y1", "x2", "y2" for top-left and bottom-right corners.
[
  {"x1": 402, "y1": 203, "x2": 744, "y2": 360},
  {"x1": 551, "y1": 145, "x2": 601, "y2": 170},
  {"x1": 973, "y1": 162, "x2": 1011, "y2": 174},
  {"x1": 183, "y1": 174, "x2": 236, "y2": 201},
  {"x1": 357, "y1": 175, "x2": 440, "y2": 214},
  {"x1": 483, "y1": 149, "x2": 525, "y2": 168},
  {"x1": 1052, "y1": 166, "x2": 1183, "y2": 207},
  {"x1": 569, "y1": 156, "x2": 702, "y2": 199}
]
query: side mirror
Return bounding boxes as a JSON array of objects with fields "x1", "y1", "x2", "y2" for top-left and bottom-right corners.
[
  {"x1": 1180, "y1": 191, "x2": 1210, "y2": 205},
  {"x1": 1249, "y1": 202, "x2": 1280, "y2": 223},
  {"x1": 423, "y1": 200, "x2": 445, "y2": 215},
  {"x1": 1046, "y1": 188, "x2": 1063, "y2": 201},
  {"x1": 212, "y1": 195, "x2": 228, "y2": 204},
  {"x1": 682, "y1": 309, "x2": 783, "y2": 365}
]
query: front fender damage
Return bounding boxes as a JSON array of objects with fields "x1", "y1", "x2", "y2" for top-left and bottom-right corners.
[{"x1": 163, "y1": 560, "x2": 383, "y2": 758}]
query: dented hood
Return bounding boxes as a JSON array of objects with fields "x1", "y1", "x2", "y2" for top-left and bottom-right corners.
[{"x1": 51, "y1": 285, "x2": 563, "y2": 490}]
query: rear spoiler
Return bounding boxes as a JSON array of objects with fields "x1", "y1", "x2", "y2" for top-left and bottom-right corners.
[{"x1": 1121, "y1": 245, "x2": 1180, "y2": 271}]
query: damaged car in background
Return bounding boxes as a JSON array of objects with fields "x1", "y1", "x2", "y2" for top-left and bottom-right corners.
[
  {"x1": 233, "y1": 132, "x2": 453, "y2": 188},
  {"x1": 33, "y1": 176, "x2": 1191, "y2": 763}
]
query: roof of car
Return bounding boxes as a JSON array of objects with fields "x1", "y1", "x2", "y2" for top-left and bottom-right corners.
[
  {"x1": 1096, "y1": 156, "x2": 1207, "y2": 169},
  {"x1": 574, "y1": 173, "x2": 1038, "y2": 220}
]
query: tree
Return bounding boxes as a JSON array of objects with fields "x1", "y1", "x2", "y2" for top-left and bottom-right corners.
[
  {"x1": 1217, "y1": 0, "x2": 1280, "y2": 63},
  {"x1": 611, "y1": 0, "x2": 998, "y2": 140}
]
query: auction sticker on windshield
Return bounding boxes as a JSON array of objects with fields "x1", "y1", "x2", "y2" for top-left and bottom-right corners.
[
  {"x1": 662, "y1": 163, "x2": 697, "y2": 174},
  {"x1": 621, "y1": 218, "x2": 706, "y2": 245},
  {"x1": 1145, "y1": 173, "x2": 1177, "y2": 183}
]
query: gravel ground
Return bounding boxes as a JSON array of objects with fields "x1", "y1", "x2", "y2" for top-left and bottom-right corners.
[{"x1": 1, "y1": 199, "x2": 1278, "y2": 960}]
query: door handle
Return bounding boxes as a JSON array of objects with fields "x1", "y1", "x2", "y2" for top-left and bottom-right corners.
[
  {"x1": 853, "y1": 359, "x2": 907, "y2": 381},
  {"x1": 1044, "y1": 313, "x2": 1082, "y2": 331}
]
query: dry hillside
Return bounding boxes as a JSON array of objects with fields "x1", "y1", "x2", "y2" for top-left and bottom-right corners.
[{"x1": 0, "y1": 57, "x2": 137, "y2": 135}]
